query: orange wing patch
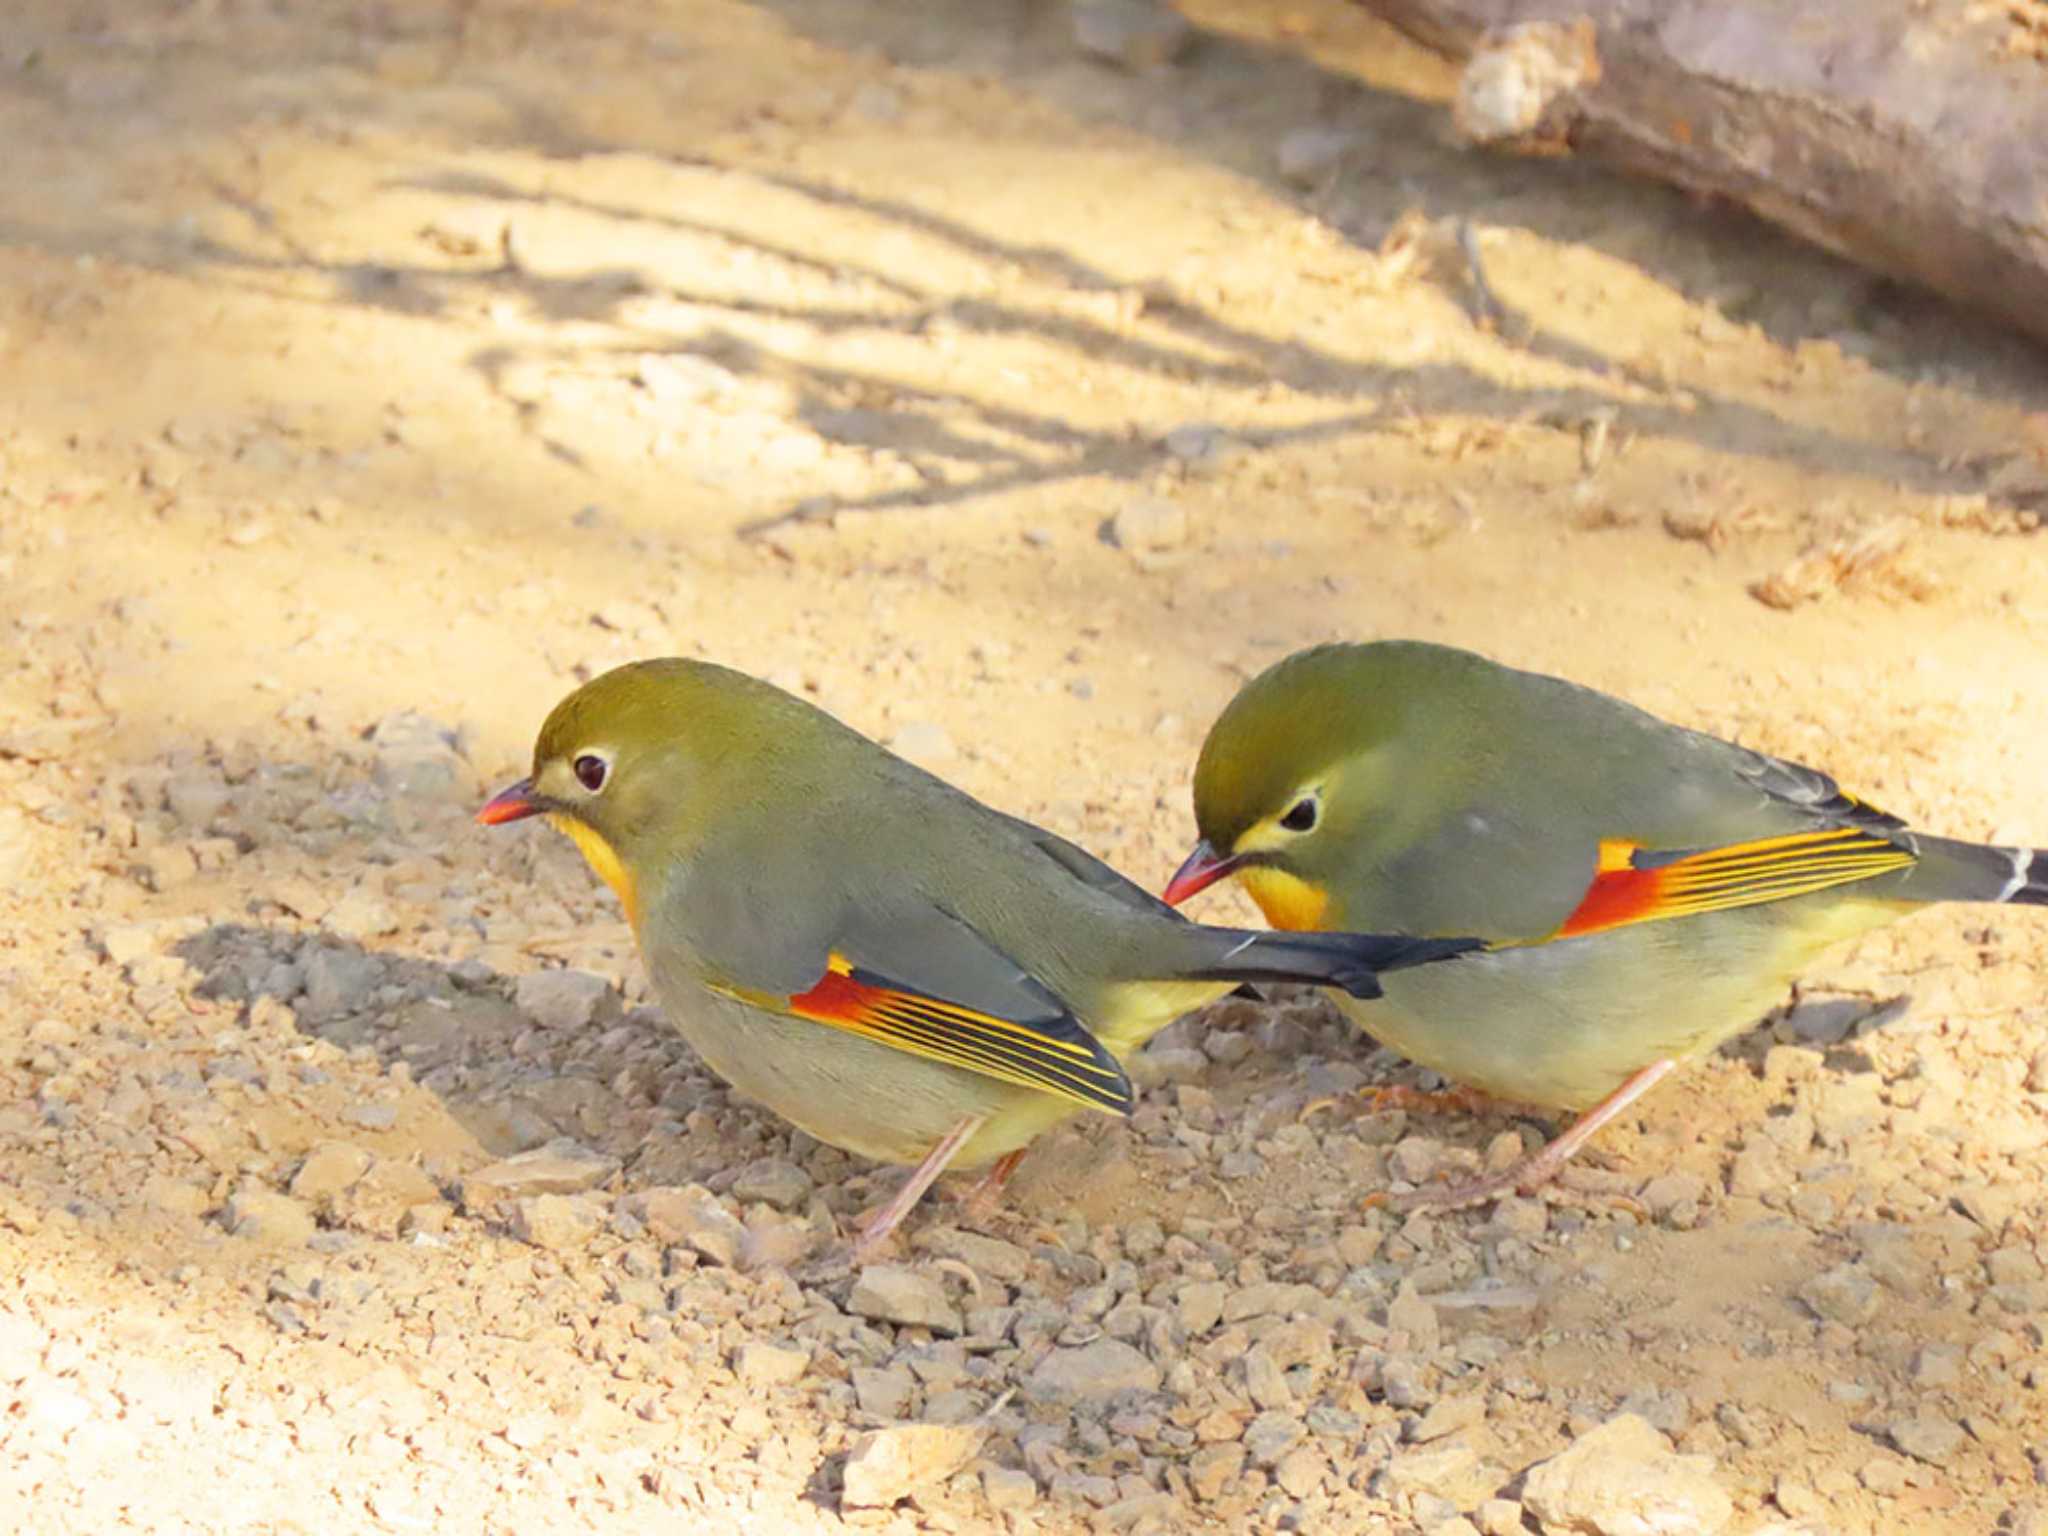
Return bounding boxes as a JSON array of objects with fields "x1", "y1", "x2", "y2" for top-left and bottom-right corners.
[
  {"x1": 1555, "y1": 828, "x2": 1917, "y2": 940},
  {"x1": 779, "y1": 954, "x2": 1133, "y2": 1114}
]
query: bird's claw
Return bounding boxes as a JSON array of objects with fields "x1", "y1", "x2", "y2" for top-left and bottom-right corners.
[{"x1": 1359, "y1": 1082, "x2": 1502, "y2": 1118}]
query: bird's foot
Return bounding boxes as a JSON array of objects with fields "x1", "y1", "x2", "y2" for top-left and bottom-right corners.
[
  {"x1": 952, "y1": 1147, "x2": 1026, "y2": 1230},
  {"x1": 1358, "y1": 1082, "x2": 1504, "y2": 1119},
  {"x1": 1362, "y1": 1059, "x2": 1677, "y2": 1216},
  {"x1": 847, "y1": 1114, "x2": 986, "y2": 1264}
]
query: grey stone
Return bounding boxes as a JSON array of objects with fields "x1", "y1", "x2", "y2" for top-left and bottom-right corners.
[
  {"x1": 1243, "y1": 1346, "x2": 1290, "y2": 1410},
  {"x1": 1132, "y1": 1045, "x2": 1208, "y2": 1088},
  {"x1": 983, "y1": 1466, "x2": 1037, "y2": 1510},
  {"x1": 462, "y1": 1139, "x2": 618, "y2": 1206},
  {"x1": 1388, "y1": 1284, "x2": 1442, "y2": 1351},
  {"x1": 1243, "y1": 1410, "x2": 1305, "y2": 1467},
  {"x1": 369, "y1": 712, "x2": 470, "y2": 801},
  {"x1": 1781, "y1": 997, "x2": 1875, "y2": 1044},
  {"x1": 1382, "y1": 1356, "x2": 1434, "y2": 1409},
  {"x1": 1204, "y1": 1029, "x2": 1253, "y2": 1065},
  {"x1": 1177, "y1": 1280, "x2": 1227, "y2": 1335},
  {"x1": 341, "y1": 1102, "x2": 398, "y2": 1131},
  {"x1": 513, "y1": 969, "x2": 616, "y2": 1032},
  {"x1": 1023, "y1": 1338, "x2": 1161, "y2": 1404},
  {"x1": 1187, "y1": 1443, "x2": 1244, "y2": 1500},
  {"x1": 1800, "y1": 1264, "x2": 1880, "y2": 1325},
  {"x1": 849, "y1": 1265, "x2": 962, "y2": 1335},
  {"x1": 853, "y1": 1364, "x2": 916, "y2": 1418},
  {"x1": 1616, "y1": 1386, "x2": 1691, "y2": 1436},
  {"x1": 912, "y1": 1226, "x2": 1031, "y2": 1285},
  {"x1": 1639, "y1": 1173, "x2": 1706, "y2": 1220},
  {"x1": 729, "y1": 1157, "x2": 812, "y2": 1210},
  {"x1": 1888, "y1": 1414, "x2": 1965, "y2": 1465},
  {"x1": 1389, "y1": 1136, "x2": 1446, "y2": 1185},
  {"x1": 625, "y1": 1185, "x2": 743, "y2": 1265},
  {"x1": 300, "y1": 945, "x2": 385, "y2": 1018},
  {"x1": 1910, "y1": 1345, "x2": 1961, "y2": 1387},
  {"x1": 1726, "y1": 1141, "x2": 1785, "y2": 1199}
]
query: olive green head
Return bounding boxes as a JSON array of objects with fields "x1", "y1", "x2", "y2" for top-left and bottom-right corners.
[
  {"x1": 1168, "y1": 641, "x2": 1468, "y2": 921},
  {"x1": 476, "y1": 658, "x2": 830, "y2": 890}
]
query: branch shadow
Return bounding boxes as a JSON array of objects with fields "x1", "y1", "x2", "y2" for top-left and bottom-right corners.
[{"x1": 3, "y1": 0, "x2": 2043, "y2": 543}]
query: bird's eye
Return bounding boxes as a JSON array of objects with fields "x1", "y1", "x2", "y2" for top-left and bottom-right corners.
[
  {"x1": 1280, "y1": 797, "x2": 1318, "y2": 832},
  {"x1": 573, "y1": 754, "x2": 609, "y2": 793}
]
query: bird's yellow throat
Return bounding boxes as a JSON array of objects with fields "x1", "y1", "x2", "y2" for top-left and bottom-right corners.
[
  {"x1": 1239, "y1": 865, "x2": 1331, "y2": 931},
  {"x1": 549, "y1": 814, "x2": 641, "y2": 929}
]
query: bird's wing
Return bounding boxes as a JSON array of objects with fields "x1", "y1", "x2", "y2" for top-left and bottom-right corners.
[
  {"x1": 1543, "y1": 824, "x2": 1917, "y2": 940},
  {"x1": 1723, "y1": 741, "x2": 1910, "y2": 835},
  {"x1": 1375, "y1": 692, "x2": 1924, "y2": 944},
  {"x1": 704, "y1": 900, "x2": 1133, "y2": 1115},
  {"x1": 990, "y1": 808, "x2": 1188, "y2": 922},
  {"x1": 1519, "y1": 736, "x2": 1919, "y2": 943}
]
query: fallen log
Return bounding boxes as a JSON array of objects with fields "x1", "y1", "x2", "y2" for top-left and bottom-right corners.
[{"x1": 1352, "y1": 0, "x2": 2048, "y2": 347}]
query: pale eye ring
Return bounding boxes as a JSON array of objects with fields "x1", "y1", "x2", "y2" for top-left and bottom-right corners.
[
  {"x1": 1279, "y1": 796, "x2": 1318, "y2": 832},
  {"x1": 573, "y1": 753, "x2": 609, "y2": 793}
]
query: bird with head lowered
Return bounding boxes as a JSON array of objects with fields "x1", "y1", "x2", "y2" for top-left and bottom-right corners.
[{"x1": 1166, "y1": 639, "x2": 2047, "y2": 1208}]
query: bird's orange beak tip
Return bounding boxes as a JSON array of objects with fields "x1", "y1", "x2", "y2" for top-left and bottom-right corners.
[
  {"x1": 476, "y1": 778, "x2": 543, "y2": 826},
  {"x1": 1162, "y1": 841, "x2": 1242, "y2": 906}
]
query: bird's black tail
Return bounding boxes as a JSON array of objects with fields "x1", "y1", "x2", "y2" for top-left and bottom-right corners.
[
  {"x1": 1187, "y1": 927, "x2": 1486, "y2": 1002},
  {"x1": 1906, "y1": 837, "x2": 2048, "y2": 907}
]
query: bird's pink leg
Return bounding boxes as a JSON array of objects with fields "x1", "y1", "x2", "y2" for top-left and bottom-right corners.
[
  {"x1": 851, "y1": 1115, "x2": 987, "y2": 1262},
  {"x1": 957, "y1": 1147, "x2": 1027, "y2": 1227},
  {"x1": 1366, "y1": 1059, "x2": 1678, "y2": 1213}
]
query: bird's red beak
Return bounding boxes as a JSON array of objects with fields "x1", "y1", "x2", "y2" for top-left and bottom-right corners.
[
  {"x1": 1162, "y1": 840, "x2": 1244, "y2": 906},
  {"x1": 476, "y1": 777, "x2": 544, "y2": 826}
]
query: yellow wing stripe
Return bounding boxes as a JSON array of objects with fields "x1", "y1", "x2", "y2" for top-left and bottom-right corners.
[
  {"x1": 1557, "y1": 827, "x2": 1916, "y2": 939},
  {"x1": 766, "y1": 953, "x2": 1133, "y2": 1114}
]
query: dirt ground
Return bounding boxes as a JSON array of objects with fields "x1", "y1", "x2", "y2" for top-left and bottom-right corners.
[{"x1": 7, "y1": 1, "x2": 2048, "y2": 1532}]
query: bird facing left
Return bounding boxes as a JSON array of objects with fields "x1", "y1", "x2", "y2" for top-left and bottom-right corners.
[{"x1": 478, "y1": 658, "x2": 1483, "y2": 1259}]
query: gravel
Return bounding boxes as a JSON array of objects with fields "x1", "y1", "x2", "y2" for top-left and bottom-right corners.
[{"x1": 6, "y1": 6, "x2": 2048, "y2": 1532}]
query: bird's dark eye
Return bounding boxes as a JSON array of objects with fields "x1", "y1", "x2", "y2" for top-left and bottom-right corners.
[
  {"x1": 1280, "y1": 797, "x2": 1318, "y2": 832},
  {"x1": 573, "y1": 754, "x2": 609, "y2": 793}
]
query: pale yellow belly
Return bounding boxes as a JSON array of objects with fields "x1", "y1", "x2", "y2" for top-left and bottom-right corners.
[{"x1": 1346, "y1": 898, "x2": 1908, "y2": 1112}]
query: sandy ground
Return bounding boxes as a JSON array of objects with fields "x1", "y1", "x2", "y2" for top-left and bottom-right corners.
[{"x1": 7, "y1": 1, "x2": 2048, "y2": 1532}]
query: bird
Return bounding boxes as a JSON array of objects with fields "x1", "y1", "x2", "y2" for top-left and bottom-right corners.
[
  {"x1": 1163, "y1": 638, "x2": 2048, "y2": 1208},
  {"x1": 477, "y1": 658, "x2": 1482, "y2": 1256}
]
